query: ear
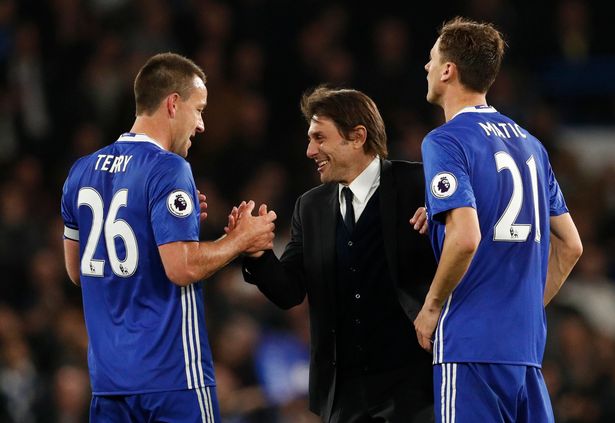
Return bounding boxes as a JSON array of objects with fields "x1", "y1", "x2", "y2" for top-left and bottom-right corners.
[
  {"x1": 166, "y1": 93, "x2": 180, "y2": 118},
  {"x1": 351, "y1": 125, "x2": 367, "y2": 149},
  {"x1": 441, "y1": 62, "x2": 456, "y2": 83}
]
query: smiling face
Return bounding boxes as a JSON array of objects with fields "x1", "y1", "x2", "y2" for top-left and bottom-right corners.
[
  {"x1": 170, "y1": 75, "x2": 207, "y2": 158},
  {"x1": 425, "y1": 37, "x2": 446, "y2": 106},
  {"x1": 306, "y1": 115, "x2": 366, "y2": 185}
]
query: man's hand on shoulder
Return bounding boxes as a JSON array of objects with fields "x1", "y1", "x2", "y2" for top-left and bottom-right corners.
[
  {"x1": 410, "y1": 207, "x2": 429, "y2": 235},
  {"x1": 197, "y1": 190, "x2": 208, "y2": 222}
]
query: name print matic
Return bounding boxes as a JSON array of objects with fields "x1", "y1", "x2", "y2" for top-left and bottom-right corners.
[{"x1": 478, "y1": 122, "x2": 527, "y2": 139}]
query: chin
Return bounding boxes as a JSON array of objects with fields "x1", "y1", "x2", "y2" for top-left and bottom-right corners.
[{"x1": 319, "y1": 172, "x2": 331, "y2": 183}]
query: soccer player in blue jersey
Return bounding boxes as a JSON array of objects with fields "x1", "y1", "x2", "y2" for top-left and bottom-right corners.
[
  {"x1": 413, "y1": 17, "x2": 583, "y2": 422},
  {"x1": 61, "y1": 53, "x2": 276, "y2": 423}
]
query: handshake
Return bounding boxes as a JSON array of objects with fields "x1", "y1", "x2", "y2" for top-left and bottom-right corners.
[{"x1": 223, "y1": 200, "x2": 277, "y2": 258}]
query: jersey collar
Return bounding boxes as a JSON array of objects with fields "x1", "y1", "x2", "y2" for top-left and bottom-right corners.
[
  {"x1": 452, "y1": 105, "x2": 497, "y2": 120},
  {"x1": 116, "y1": 132, "x2": 164, "y2": 150}
]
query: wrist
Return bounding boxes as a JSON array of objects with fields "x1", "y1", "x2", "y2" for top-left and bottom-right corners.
[
  {"x1": 225, "y1": 228, "x2": 250, "y2": 254},
  {"x1": 424, "y1": 295, "x2": 445, "y2": 312}
]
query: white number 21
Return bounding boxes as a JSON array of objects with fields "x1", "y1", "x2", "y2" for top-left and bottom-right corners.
[
  {"x1": 77, "y1": 188, "x2": 139, "y2": 277},
  {"x1": 493, "y1": 152, "x2": 541, "y2": 243}
]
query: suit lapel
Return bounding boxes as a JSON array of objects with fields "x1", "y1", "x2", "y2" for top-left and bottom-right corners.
[
  {"x1": 379, "y1": 159, "x2": 399, "y2": 286},
  {"x1": 319, "y1": 184, "x2": 338, "y2": 282}
]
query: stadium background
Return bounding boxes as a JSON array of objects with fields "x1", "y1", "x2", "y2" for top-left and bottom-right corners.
[{"x1": 1, "y1": 0, "x2": 615, "y2": 421}]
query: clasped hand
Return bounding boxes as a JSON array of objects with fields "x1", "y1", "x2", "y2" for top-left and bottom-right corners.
[{"x1": 224, "y1": 200, "x2": 276, "y2": 257}]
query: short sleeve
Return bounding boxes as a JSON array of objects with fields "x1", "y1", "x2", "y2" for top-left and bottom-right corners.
[
  {"x1": 547, "y1": 163, "x2": 569, "y2": 216},
  {"x1": 61, "y1": 163, "x2": 80, "y2": 241},
  {"x1": 148, "y1": 155, "x2": 200, "y2": 245},
  {"x1": 422, "y1": 131, "x2": 476, "y2": 223}
]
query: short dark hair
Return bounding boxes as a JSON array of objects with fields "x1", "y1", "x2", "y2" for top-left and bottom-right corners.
[
  {"x1": 134, "y1": 52, "x2": 206, "y2": 116},
  {"x1": 438, "y1": 17, "x2": 506, "y2": 93},
  {"x1": 300, "y1": 86, "x2": 388, "y2": 159}
]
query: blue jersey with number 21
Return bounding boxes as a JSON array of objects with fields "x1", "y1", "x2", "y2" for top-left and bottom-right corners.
[
  {"x1": 61, "y1": 133, "x2": 215, "y2": 395},
  {"x1": 422, "y1": 106, "x2": 568, "y2": 367}
]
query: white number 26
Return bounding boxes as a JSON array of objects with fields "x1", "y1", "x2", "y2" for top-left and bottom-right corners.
[{"x1": 77, "y1": 188, "x2": 139, "y2": 277}]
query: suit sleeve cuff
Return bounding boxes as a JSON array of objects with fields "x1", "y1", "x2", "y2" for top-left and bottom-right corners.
[{"x1": 242, "y1": 250, "x2": 276, "y2": 284}]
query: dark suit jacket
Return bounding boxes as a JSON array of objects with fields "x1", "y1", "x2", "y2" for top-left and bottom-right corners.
[{"x1": 243, "y1": 159, "x2": 436, "y2": 420}]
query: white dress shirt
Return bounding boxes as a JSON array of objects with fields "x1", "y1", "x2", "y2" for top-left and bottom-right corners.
[{"x1": 338, "y1": 156, "x2": 380, "y2": 223}]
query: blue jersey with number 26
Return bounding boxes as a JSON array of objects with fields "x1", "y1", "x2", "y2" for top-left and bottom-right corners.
[
  {"x1": 61, "y1": 133, "x2": 215, "y2": 395},
  {"x1": 422, "y1": 106, "x2": 568, "y2": 367}
]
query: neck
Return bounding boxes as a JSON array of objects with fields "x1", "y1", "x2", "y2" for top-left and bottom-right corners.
[
  {"x1": 343, "y1": 154, "x2": 376, "y2": 185},
  {"x1": 130, "y1": 115, "x2": 172, "y2": 151},
  {"x1": 441, "y1": 90, "x2": 488, "y2": 122}
]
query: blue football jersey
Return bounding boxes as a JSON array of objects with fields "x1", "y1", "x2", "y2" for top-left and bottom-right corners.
[
  {"x1": 422, "y1": 106, "x2": 568, "y2": 367},
  {"x1": 61, "y1": 133, "x2": 215, "y2": 395}
]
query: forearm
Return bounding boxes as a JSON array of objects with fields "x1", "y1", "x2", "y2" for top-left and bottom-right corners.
[
  {"x1": 424, "y1": 229, "x2": 477, "y2": 310},
  {"x1": 414, "y1": 208, "x2": 480, "y2": 352},
  {"x1": 423, "y1": 207, "x2": 480, "y2": 310},
  {"x1": 160, "y1": 232, "x2": 247, "y2": 286},
  {"x1": 63, "y1": 239, "x2": 81, "y2": 286},
  {"x1": 544, "y1": 213, "x2": 583, "y2": 306},
  {"x1": 243, "y1": 249, "x2": 306, "y2": 309},
  {"x1": 544, "y1": 235, "x2": 582, "y2": 306},
  {"x1": 190, "y1": 235, "x2": 245, "y2": 281}
]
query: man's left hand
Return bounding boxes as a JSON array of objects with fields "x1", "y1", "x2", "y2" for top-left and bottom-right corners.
[
  {"x1": 414, "y1": 304, "x2": 441, "y2": 353},
  {"x1": 198, "y1": 190, "x2": 208, "y2": 222},
  {"x1": 410, "y1": 207, "x2": 428, "y2": 235}
]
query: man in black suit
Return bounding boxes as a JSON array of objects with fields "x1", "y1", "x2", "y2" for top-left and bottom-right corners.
[{"x1": 232, "y1": 86, "x2": 435, "y2": 422}]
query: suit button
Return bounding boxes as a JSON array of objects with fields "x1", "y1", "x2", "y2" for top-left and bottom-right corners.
[
  {"x1": 355, "y1": 293, "x2": 361, "y2": 299},
  {"x1": 347, "y1": 241, "x2": 353, "y2": 247},
  {"x1": 354, "y1": 318, "x2": 360, "y2": 325},
  {"x1": 350, "y1": 267, "x2": 357, "y2": 272}
]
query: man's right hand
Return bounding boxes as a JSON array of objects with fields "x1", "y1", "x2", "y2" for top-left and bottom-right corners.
[{"x1": 227, "y1": 201, "x2": 276, "y2": 257}]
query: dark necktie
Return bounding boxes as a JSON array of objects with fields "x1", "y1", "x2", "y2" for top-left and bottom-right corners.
[{"x1": 342, "y1": 186, "x2": 355, "y2": 233}]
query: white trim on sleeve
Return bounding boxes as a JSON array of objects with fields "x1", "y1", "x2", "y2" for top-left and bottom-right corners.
[{"x1": 64, "y1": 226, "x2": 79, "y2": 241}]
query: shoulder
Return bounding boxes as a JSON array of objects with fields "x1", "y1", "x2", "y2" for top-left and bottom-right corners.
[
  {"x1": 386, "y1": 159, "x2": 423, "y2": 172},
  {"x1": 423, "y1": 125, "x2": 460, "y2": 147},
  {"x1": 149, "y1": 151, "x2": 193, "y2": 182},
  {"x1": 298, "y1": 182, "x2": 336, "y2": 205},
  {"x1": 155, "y1": 149, "x2": 190, "y2": 168},
  {"x1": 65, "y1": 149, "x2": 102, "y2": 182},
  {"x1": 383, "y1": 159, "x2": 424, "y2": 181}
]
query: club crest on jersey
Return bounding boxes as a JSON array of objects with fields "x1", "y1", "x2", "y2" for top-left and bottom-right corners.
[
  {"x1": 167, "y1": 190, "x2": 193, "y2": 218},
  {"x1": 431, "y1": 172, "x2": 457, "y2": 199}
]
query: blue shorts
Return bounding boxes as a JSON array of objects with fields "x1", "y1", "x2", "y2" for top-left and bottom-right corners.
[
  {"x1": 90, "y1": 387, "x2": 221, "y2": 423},
  {"x1": 434, "y1": 363, "x2": 554, "y2": 423}
]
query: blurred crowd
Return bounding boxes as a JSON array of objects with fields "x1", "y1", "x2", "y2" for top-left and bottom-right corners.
[{"x1": 0, "y1": 0, "x2": 614, "y2": 422}]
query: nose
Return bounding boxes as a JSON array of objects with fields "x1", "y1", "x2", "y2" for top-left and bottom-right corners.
[
  {"x1": 196, "y1": 115, "x2": 204, "y2": 133},
  {"x1": 306, "y1": 139, "x2": 318, "y2": 158},
  {"x1": 424, "y1": 62, "x2": 429, "y2": 72}
]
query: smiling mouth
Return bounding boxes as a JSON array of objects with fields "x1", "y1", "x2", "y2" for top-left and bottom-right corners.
[{"x1": 316, "y1": 160, "x2": 329, "y2": 172}]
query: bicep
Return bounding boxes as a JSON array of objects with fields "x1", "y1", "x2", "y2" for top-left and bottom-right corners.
[
  {"x1": 550, "y1": 213, "x2": 582, "y2": 248},
  {"x1": 445, "y1": 207, "x2": 480, "y2": 234},
  {"x1": 444, "y1": 207, "x2": 481, "y2": 251},
  {"x1": 64, "y1": 239, "x2": 81, "y2": 286},
  {"x1": 158, "y1": 241, "x2": 197, "y2": 285}
]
